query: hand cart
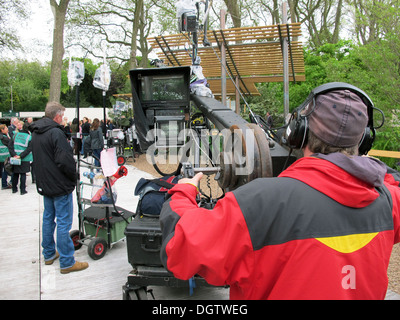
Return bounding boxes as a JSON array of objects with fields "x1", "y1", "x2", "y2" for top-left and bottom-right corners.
[{"x1": 70, "y1": 159, "x2": 134, "y2": 260}]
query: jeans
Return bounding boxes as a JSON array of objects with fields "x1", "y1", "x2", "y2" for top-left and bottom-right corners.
[
  {"x1": 93, "y1": 148, "x2": 102, "y2": 168},
  {"x1": 42, "y1": 193, "x2": 75, "y2": 269}
]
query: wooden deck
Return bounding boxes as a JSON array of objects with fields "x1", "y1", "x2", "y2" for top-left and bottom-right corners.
[{"x1": 0, "y1": 164, "x2": 229, "y2": 300}]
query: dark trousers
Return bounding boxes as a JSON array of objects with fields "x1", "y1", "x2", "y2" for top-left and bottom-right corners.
[
  {"x1": 12, "y1": 173, "x2": 26, "y2": 192},
  {"x1": 31, "y1": 162, "x2": 36, "y2": 183},
  {"x1": 0, "y1": 162, "x2": 9, "y2": 188}
]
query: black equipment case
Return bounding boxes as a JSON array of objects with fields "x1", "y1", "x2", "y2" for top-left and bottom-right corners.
[
  {"x1": 125, "y1": 216, "x2": 163, "y2": 268},
  {"x1": 123, "y1": 214, "x2": 214, "y2": 300}
]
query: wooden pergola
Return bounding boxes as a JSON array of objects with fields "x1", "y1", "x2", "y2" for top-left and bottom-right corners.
[{"x1": 147, "y1": 23, "x2": 306, "y2": 98}]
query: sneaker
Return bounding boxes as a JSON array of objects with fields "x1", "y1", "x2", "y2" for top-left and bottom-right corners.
[
  {"x1": 60, "y1": 261, "x2": 89, "y2": 274},
  {"x1": 45, "y1": 252, "x2": 60, "y2": 265}
]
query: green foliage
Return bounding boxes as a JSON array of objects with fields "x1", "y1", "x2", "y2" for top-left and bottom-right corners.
[
  {"x1": 0, "y1": 57, "x2": 134, "y2": 114},
  {"x1": 2, "y1": 21, "x2": 400, "y2": 168},
  {"x1": 240, "y1": 38, "x2": 400, "y2": 168},
  {"x1": 0, "y1": 60, "x2": 50, "y2": 112}
]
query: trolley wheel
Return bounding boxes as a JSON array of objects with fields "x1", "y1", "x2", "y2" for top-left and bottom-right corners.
[
  {"x1": 88, "y1": 237, "x2": 108, "y2": 260},
  {"x1": 70, "y1": 230, "x2": 84, "y2": 250},
  {"x1": 128, "y1": 287, "x2": 148, "y2": 300},
  {"x1": 117, "y1": 155, "x2": 126, "y2": 166}
]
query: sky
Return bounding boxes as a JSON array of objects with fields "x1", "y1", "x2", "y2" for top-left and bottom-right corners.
[{"x1": 13, "y1": 0, "x2": 54, "y2": 63}]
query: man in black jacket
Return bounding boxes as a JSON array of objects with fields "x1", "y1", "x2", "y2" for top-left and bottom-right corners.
[{"x1": 29, "y1": 102, "x2": 88, "y2": 274}]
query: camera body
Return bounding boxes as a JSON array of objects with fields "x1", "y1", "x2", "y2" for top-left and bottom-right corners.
[
  {"x1": 177, "y1": 0, "x2": 199, "y2": 33},
  {"x1": 179, "y1": 12, "x2": 198, "y2": 32},
  {"x1": 130, "y1": 66, "x2": 191, "y2": 149}
]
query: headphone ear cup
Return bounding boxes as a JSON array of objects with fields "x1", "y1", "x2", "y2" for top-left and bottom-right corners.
[
  {"x1": 358, "y1": 127, "x2": 375, "y2": 155},
  {"x1": 286, "y1": 115, "x2": 308, "y2": 149}
]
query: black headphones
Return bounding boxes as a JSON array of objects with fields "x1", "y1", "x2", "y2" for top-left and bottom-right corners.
[{"x1": 285, "y1": 82, "x2": 383, "y2": 155}]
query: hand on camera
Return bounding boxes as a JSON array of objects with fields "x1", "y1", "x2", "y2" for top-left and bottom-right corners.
[{"x1": 178, "y1": 172, "x2": 203, "y2": 191}]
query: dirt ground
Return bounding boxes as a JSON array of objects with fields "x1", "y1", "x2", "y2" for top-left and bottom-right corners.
[{"x1": 128, "y1": 154, "x2": 400, "y2": 295}]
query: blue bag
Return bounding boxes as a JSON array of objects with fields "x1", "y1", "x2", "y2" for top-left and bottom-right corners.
[{"x1": 134, "y1": 176, "x2": 179, "y2": 216}]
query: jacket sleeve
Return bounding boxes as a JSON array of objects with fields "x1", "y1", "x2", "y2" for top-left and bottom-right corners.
[
  {"x1": 383, "y1": 181, "x2": 400, "y2": 244},
  {"x1": 83, "y1": 135, "x2": 92, "y2": 154},
  {"x1": 385, "y1": 166, "x2": 400, "y2": 187},
  {"x1": 7, "y1": 138, "x2": 16, "y2": 157},
  {"x1": 19, "y1": 140, "x2": 32, "y2": 160},
  {"x1": 159, "y1": 184, "x2": 254, "y2": 287}
]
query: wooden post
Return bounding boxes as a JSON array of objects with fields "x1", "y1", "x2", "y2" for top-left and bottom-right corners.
[
  {"x1": 235, "y1": 76, "x2": 240, "y2": 114},
  {"x1": 220, "y1": 9, "x2": 227, "y2": 106}
]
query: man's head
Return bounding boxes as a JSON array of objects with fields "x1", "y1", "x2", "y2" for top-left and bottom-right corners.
[
  {"x1": 10, "y1": 117, "x2": 19, "y2": 126},
  {"x1": 286, "y1": 83, "x2": 376, "y2": 155},
  {"x1": 45, "y1": 101, "x2": 65, "y2": 125},
  {"x1": 307, "y1": 90, "x2": 368, "y2": 149}
]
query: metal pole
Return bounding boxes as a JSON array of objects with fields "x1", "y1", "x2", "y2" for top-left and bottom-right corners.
[
  {"x1": 103, "y1": 91, "x2": 107, "y2": 138},
  {"x1": 10, "y1": 85, "x2": 13, "y2": 111},
  {"x1": 76, "y1": 85, "x2": 83, "y2": 230},
  {"x1": 282, "y1": 2, "x2": 289, "y2": 122}
]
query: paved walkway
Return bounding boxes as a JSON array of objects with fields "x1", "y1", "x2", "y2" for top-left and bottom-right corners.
[
  {"x1": 0, "y1": 163, "x2": 398, "y2": 300},
  {"x1": 0, "y1": 164, "x2": 228, "y2": 300}
]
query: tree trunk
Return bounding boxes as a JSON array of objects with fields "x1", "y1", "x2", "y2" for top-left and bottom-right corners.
[
  {"x1": 49, "y1": 0, "x2": 70, "y2": 103},
  {"x1": 223, "y1": 0, "x2": 241, "y2": 28},
  {"x1": 129, "y1": 0, "x2": 143, "y2": 70}
]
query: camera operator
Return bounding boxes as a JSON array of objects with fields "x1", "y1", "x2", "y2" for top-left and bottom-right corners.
[{"x1": 160, "y1": 84, "x2": 400, "y2": 299}]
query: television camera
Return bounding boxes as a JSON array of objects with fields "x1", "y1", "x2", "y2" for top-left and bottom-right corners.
[
  {"x1": 130, "y1": 0, "x2": 296, "y2": 205},
  {"x1": 130, "y1": 66, "x2": 296, "y2": 198},
  {"x1": 122, "y1": 0, "x2": 298, "y2": 300}
]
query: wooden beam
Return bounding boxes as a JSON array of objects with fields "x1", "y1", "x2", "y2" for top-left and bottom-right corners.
[{"x1": 368, "y1": 150, "x2": 400, "y2": 158}]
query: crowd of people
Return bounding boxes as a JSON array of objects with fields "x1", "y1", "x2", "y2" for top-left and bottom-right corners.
[
  {"x1": 0, "y1": 115, "x2": 120, "y2": 195},
  {"x1": 0, "y1": 109, "x2": 119, "y2": 273},
  {"x1": 0, "y1": 117, "x2": 35, "y2": 194},
  {"x1": 61, "y1": 116, "x2": 115, "y2": 157}
]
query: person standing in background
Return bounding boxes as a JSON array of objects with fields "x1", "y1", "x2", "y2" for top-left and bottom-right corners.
[
  {"x1": 7, "y1": 117, "x2": 19, "y2": 139},
  {"x1": 0, "y1": 124, "x2": 12, "y2": 190},
  {"x1": 8, "y1": 122, "x2": 32, "y2": 195},
  {"x1": 29, "y1": 102, "x2": 88, "y2": 274},
  {"x1": 84, "y1": 118, "x2": 104, "y2": 168}
]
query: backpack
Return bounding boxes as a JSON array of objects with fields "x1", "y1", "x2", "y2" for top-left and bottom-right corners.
[
  {"x1": 134, "y1": 176, "x2": 180, "y2": 216},
  {"x1": 4, "y1": 157, "x2": 13, "y2": 176}
]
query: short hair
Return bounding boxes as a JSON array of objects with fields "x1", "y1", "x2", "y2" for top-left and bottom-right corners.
[
  {"x1": 307, "y1": 130, "x2": 358, "y2": 156},
  {"x1": 45, "y1": 102, "x2": 65, "y2": 120}
]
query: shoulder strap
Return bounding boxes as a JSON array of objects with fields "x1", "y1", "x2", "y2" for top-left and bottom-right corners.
[{"x1": 150, "y1": 178, "x2": 176, "y2": 189}]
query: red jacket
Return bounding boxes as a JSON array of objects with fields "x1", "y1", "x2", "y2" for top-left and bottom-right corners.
[{"x1": 160, "y1": 155, "x2": 400, "y2": 299}]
